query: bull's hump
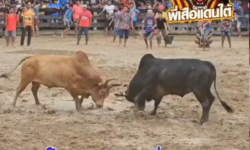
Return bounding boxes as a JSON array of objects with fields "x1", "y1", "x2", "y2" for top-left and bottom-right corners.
[{"x1": 75, "y1": 51, "x2": 90, "y2": 64}]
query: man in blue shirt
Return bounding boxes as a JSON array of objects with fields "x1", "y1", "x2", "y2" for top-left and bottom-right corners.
[
  {"x1": 61, "y1": 4, "x2": 73, "y2": 38},
  {"x1": 48, "y1": 0, "x2": 60, "y2": 36},
  {"x1": 164, "y1": 0, "x2": 172, "y2": 10},
  {"x1": 48, "y1": 0, "x2": 60, "y2": 18},
  {"x1": 234, "y1": 0, "x2": 240, "y2": 11},
  {"x1": 59, "y1": 0, "x2": 69, "y2": 9},
  {"x1": 129, "y1": 1, "x2": 140, "y2": 36},
  {"x1": 142, "y1": 9, "x2": 156, "y2": 49}
]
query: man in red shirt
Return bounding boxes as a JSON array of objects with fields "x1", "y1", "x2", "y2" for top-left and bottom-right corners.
[
  {"x1": 5, "y1": 7, "x2": 19, "y2": 47},
  {"x1": 77, "y1": 5, "x2": 92, "y2": 45}
]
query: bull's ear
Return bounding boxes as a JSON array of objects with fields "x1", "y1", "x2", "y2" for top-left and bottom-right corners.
[{"x1": 97, "y1": 82, "x2": 103, "y2": 87}]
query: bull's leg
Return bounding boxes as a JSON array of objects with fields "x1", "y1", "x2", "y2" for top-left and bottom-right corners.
[
  {"x1": 12, "y1": 79, "x2": 31, "y2": 107},
  {"x1": 150, "y1": 97, "x2": 163, "y2": 115},
  {"x1": 70, "y1": 93, "x2": 84, "y2": 113},
  {"x1": 31, "y1": 82, "x2": 41, "y2": 105},
  {"x1": 192, "y1": 88, "x2": 209, "y2": 125},
  {"x1": 203, "y1": 90, "x2": 215, "y2": 122},
  {"x1": 202, "y1": 39, "x2": 205, "y2": 50},
  {"x1": 79, "y1": 93, "x2": 90, "y2": 106},
  {"x1": 79, "y1": 96, "x2": 84, "y2": 106}
]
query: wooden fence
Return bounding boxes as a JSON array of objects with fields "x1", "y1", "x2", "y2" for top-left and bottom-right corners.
[{"x1": 0, "y1": 8, "x2": 249, "y2": 36}]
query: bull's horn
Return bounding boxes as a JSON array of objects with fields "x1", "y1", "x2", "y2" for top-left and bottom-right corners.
[
  {"x1": 108, "y1": 83, "x2": 122, "y2": 89},
  {"x1": 104, "y1": 78, "x2": 117, "y2": 87}
]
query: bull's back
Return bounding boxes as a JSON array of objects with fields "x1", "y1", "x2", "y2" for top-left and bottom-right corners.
[
  {"x1": 155, "y1": 59, "x2": 211, "y2": 87},
  {"x1": 22, "y1": 55, "x2": 77, "y2": 88}
]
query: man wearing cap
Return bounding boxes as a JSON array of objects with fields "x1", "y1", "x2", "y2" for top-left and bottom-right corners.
[
  {"x1": 77, "y1": 4, "x2": 92, "y2": 45},
  {"x1": 142, "y1": 9, "x2": 156, "y2": 49}
]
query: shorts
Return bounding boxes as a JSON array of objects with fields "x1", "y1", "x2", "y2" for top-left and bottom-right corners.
[
  {"x1": 144, "y1": 31, "x2": 154, "y2": 39},
  {"x1": 119, "y1": 29, "x2": 130, "y2": 39},
  {"x1": 5, "y1": 30, "x2": 16, "y2": 37},
  {"x1": 78, "y1": 27, "x2": 89, "y2": 36},
  {"x1": 105, "y1": 18, "x2": 113, "y2": 28},
  {"x1": 64, "y1": 22, "x2": 71, "y2": 29},
  {"x1": 221, "y1": 30, "x2": 231, "y2": 37},
  {"x1": 203, "y1": 29, "x2": 212, "y2": 40},
  {"x1": 156, "y1": 29, "x2": 167, "y2": 37},
  {"x1": 34, "y1": 17, "x2": 39, "y2": 26},
  {"x1": 236, "y1": 21, "x2": 241, "y2": 28},
  {"x1": 132, "y1": 21, "x2": 137, "y2": 28},
  {"x1": 113, "y1": 28, "x2": 119, "y2": 35},
  {"x1": 73, "y1": 19, "x2": 79, "y2": 26}
]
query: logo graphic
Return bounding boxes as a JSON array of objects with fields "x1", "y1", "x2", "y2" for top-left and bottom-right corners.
[
  {"x1": 46, "y1": 146, "x2": 56, "y2": 150},
  {"x1": 166, "y1": 0, "x2": 234, "y2": 23}
]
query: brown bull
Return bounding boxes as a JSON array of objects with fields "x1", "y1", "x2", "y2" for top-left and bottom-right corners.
[{"x1": 0, "y1": 51, "x2": 120, "y2": 112}]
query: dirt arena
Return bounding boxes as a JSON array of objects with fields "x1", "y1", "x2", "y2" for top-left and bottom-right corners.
[{"x1": 0, "y1": 35, "x2": 248, "y2": 150}]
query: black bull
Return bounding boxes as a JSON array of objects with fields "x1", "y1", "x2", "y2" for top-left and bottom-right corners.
[{"x1": 125, "y1": 54, "x2": 233, "y2": 124}]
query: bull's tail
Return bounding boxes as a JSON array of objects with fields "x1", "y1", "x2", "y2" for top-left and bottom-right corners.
[
  {"x1": 213, "y1": 69, "x2": 234, "y2": 113},
  {"x1": 0, "y1": 56, "x2": 32, "y2": 79}
]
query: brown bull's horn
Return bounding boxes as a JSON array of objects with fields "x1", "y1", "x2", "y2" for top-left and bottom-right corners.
[
  {"x1": 108, "y1": 83, "x2": 122, "y2": 89},
  {"x1": 103, "y1": 78, "x2": 117, "y2": 87}
]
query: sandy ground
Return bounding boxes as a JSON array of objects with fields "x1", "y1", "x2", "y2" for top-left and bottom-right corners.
[{"x1": 0, "y1": 35, "x2": 248, "y2": 150}]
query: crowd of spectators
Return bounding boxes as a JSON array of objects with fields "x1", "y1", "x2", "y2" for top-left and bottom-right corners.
[
  {"x1": 0, "y1": 0, "x2": 248, "y2": 22},
  {"x1": 0, "y1": 0, "x2": 248, "y2": 39}
]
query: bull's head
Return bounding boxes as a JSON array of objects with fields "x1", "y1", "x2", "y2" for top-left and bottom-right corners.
[{"x1": 89, "y1": 78, "x2": 121, "y2": 108}]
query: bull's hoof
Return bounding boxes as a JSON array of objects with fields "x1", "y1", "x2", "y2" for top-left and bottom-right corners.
[
  {"x1": 11, "y1": 103, "x2": 16, "y2": 108},
  {"x1": 200, "y1": 117, "x2": 208, "y2": 125},
  {"x1": 76, "y1": 107, "x2": 85, "y2": 114},
  {"x1": 149, "y1": 110, "x2": 156, "y2": 115},
  {"x1": 134, "y1": 110, "x2": 146, "y2": 116}
]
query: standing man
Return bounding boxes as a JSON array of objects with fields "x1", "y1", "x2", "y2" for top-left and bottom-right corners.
[
  {"x1": 98, "y1": 0, "x2": 115, "y2": 36},
  {"x1": 33, "y1": 1, "x2": 40, "y2": 37},
  {"x1": 20, "y1": 2, "x2": 35, "y2": 47},
  {"x1": 129, "y1": 1, "x2": 140, "y2": 36},
  {"x1": 73, "y1": 0, "x2": 83, "y2": 37},
  {"x1": 109, "y1": 5, "x2": 123, "y2": 42},
  {"x1": 48, "y1": 0, "x2": 60, "y2": 36},
  {"x1": 221, "y1": 19, "x2": 232, "y2": 48},
  {"x1": 234, "y1": 10, "x2": 242, "y2": 38},
  {"x1": 199, "y1": 20, "x2": 212, "y2": 50},
  {"x1": 62, "y1": 4, "x2": 73, "y2": 38},
  {"x1": 5, "y1": 7, "x2": 19, "y2": 46},
  {"x1": 142, "y1": 9, "x2": 156, "y2": 49},
  {"x1": 0, "y1": 1, "x2": 6, "y2": 38},
  {"x1": 156, "y1": 11, "x2": 170, "y2": 47},
  {"x1": 77, "y1": 4, "x2": 92, "y2": 45},
  {"x1": 118, "y1": 6, "x2": 133, "y2": 47}
]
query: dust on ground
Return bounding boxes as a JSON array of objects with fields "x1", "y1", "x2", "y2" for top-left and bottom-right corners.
[{"x1": 0, "y1": 35, "x2": 248, "y2": 150}]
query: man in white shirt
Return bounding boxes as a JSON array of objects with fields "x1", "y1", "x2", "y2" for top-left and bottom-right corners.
[{"x1": 98, "y1": 0, "x2": 115, "y2": 36}]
